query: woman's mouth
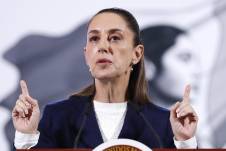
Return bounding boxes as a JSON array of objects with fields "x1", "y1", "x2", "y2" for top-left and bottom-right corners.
[{"x1": 96, "y1": 58, "x2": 112, "y2": 64}]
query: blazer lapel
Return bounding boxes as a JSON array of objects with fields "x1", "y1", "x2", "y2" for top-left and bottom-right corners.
[
  {"x1": 80, "y1": 102, "x2": 104, "y2": 148},
  {"x1": 118, "y1": 102, "x2": 142, "y2": 140}
]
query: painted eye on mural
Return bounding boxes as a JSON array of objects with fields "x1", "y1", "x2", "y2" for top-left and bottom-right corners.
[{"x1": 177, "y1": 52, "x2": 192, "y2": 63}]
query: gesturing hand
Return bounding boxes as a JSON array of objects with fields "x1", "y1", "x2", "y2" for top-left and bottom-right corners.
[
  {"x1": 12, "y1": 80, "x2": 40, "y2": 134},
  {"x1": 170, "y1": 85, "x2": 198, "y2": 141}
]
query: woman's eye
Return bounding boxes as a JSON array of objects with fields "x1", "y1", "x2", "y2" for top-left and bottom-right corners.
[
  {"x1": 89, "y1": 36, "x2": 99, "y2": 42},
  {"x1": 109, "y1": 36, "x2": 120, "y2": 42}
]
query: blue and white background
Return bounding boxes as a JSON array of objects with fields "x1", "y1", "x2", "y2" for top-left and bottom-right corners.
[{"x1": 0, "y1": 0, "x2": 226, "y2": 150}]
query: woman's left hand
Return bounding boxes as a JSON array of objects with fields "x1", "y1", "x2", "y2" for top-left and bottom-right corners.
[{"x1": 170, "y1": 85, "x2": 198, "y2": 141}]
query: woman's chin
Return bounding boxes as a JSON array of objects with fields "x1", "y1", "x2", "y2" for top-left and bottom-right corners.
[{"x1": 93, "y1": 72, "x2": 117, "y2": 81}]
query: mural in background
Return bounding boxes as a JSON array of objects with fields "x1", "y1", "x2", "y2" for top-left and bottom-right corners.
[
  {"x1": 142, "y1": 25, "x2": 201, "y2": 108},
  {"x1": 207, "y1": 1, "x2": 226, "y2": 147},
  {"x1": 0, "y1": 1, "x2": 226, "y2": 150},
  {"x1": 0, "y1": 22, "x2": 92, "y2": 150}
]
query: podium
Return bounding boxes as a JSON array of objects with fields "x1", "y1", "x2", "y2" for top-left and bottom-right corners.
[
  {"x1": 16, "y1": 139, "x2": 226, "y2": 151},
  {"x1": 17, "y1": 149, "x2": 226, "y2": 151},
  {"x1": 17, "y1": 150, "x2": 91, "y2": 151},
  {"x1": 17, "y1": 139, "x2": 152, "y2": 151}
]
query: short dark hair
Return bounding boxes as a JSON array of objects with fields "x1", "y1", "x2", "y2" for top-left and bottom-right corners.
[{"x1": 141, "y1": 25, "x2": 185, "y2": 74}]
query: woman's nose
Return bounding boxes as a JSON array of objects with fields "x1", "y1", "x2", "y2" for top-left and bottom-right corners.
[
  {"x1": 192, "y1": 68, "x2": 203, "y2": 80},
  {"x1": 97, "y1": 39, "x2": 112, "y2": 54},
  {"x1": 98, "y1": 48, "x2": 108, "y2": 53}
]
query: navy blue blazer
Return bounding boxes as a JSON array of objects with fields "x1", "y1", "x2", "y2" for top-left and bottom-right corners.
[{"x1": 35, "y1": 95, "x2": 175, "y2": 149}]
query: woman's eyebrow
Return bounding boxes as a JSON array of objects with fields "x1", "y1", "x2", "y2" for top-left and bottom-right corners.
[
  {"x1": 88, "y1": 29, "x2": 100, "y2": 35},
  {"x1": 108, "y1": 28, "x2": 123, "y2": 34},
  {"x1": 88, "y1": 28, "x2": 123, "y2": 35}
]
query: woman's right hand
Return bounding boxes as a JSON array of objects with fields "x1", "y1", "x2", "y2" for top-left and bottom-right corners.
[{"x1": 12, "y1": 80, "x2": 40, "y2": 134}]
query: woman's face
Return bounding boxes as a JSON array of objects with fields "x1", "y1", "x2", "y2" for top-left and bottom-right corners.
[
  {"x1": 85, "y1": 12, "x2": 142, "y2": 80},
  {"x1": 155, "y1": 35, "x2": 202, "y2": 98}
]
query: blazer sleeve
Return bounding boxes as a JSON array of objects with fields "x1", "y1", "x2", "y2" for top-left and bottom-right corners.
[
  {"x1": 163, "y1": 114, "x2": 176, "y2": 148},
  {"x1": 33, "y1": 105, "x2": 58, "y2": 148}
]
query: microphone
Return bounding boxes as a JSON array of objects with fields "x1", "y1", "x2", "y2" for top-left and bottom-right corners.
[
  {"x1": 128, "y1": 102, "x2": 163, "y2": 148},
  {"x1": 73, "y1": 102, "x2": 92, "y2": 148}
]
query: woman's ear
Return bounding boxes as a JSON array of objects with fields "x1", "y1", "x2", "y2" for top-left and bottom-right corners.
[{"x1": 132, "y1": 44, "x2": 144, "y2": 64}]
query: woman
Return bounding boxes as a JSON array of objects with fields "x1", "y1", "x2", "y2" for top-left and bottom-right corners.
[
  {"x1": 141, "y1": 26, "x2": 202, "y2": 108},
  {"x1": 12, "y1": 8, "x2": 198, "y2": 149}
]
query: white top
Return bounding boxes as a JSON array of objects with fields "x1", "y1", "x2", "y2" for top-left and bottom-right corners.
[
  {"x1": 14, "y1": 100, "x2": 197, "y2": 149},
  {"x1": 93, "y1": 100, "x2": 127, "y2": 142}
]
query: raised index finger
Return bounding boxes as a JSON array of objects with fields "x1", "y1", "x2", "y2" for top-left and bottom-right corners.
[
  {"x1": 183, "y1": 84, "x2": 191, "y2": 103},
  {"x1": 20, "y1": 80, "x2": 30, "y2": 96}
]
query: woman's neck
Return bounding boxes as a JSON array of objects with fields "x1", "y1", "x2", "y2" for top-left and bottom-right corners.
[{"x1": 94, "y1": 76, "x2": 129, "y2": 103}]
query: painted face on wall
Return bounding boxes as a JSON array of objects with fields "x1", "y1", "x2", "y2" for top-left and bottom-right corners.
[{"x1": 154, "y1": 34, "x2": 202, "y2": 99}]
